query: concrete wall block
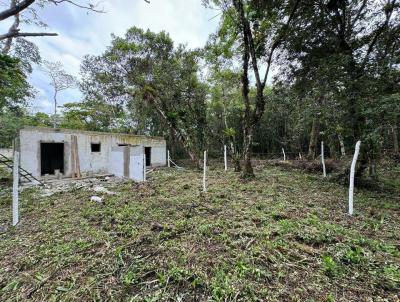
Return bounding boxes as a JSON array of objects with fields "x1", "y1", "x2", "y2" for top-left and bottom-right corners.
[{"x1": 19, "y1": 128, "x2": 166, "y2": 179}]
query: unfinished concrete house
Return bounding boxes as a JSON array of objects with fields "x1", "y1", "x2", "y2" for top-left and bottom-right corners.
[{"x1": 18, "y1": 127, "x2": 167, "y2": 182}]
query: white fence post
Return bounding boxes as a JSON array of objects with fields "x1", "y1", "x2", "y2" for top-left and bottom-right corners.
[
  {"x1": 321, "y1": 141, "x2": 326, "y2": 178},
  {"x1": 224, "y1": 145, "x2": 228, "y2": 171},
  {"x1": 203, "y1": 150, "x2": 207, "y2": 192},
  {"x1": 349, "y1": 141, "x2": 361, "y2": 216},
  {"x1": 167, "y1": 150, "x2": 170, "y2": 168},
  {"x1": 12, "y1": 150, "x2": 19, "y2": 226},
  {"x1": 282, "y1": 148, "x2": 286, "y2": 161}
]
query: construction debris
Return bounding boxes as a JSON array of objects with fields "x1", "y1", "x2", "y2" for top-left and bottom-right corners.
[
  {"x1": 34, "y1": 176, "x2": 128, "y2": 197},
  {"x1": 92, "y1": 186, "x2": 116, "y2": 195},
  {"x1": 90, "y1": 196, "x2": 103, "y2": 203}
]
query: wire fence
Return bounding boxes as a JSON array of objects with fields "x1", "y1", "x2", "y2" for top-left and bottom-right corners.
[{"x1": 172, "y1": 148, "x2": 399, "y2": 162}]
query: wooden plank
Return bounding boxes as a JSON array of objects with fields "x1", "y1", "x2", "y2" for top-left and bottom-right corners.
[
  {"x1": 74, "y1": 136, "x2": 81, "y2": 178},
  {"x1": 71, "y1": 135, "x2": 76, "y2": 178},
  {"x1": 123, "y1": 146, "x2": 130, "y2": 178}
]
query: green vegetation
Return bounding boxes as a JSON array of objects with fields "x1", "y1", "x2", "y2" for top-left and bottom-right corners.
[
  {"x1": 0, "y1": 1, "x2": 399, "y2": 299},
  {"x1": 1, "y1": 164, "x2": 399, "y2": 301}
]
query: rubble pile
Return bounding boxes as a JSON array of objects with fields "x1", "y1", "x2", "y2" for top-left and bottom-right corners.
[{"x1": 30, "y1": 176, "x2": 128, "y2": 198}]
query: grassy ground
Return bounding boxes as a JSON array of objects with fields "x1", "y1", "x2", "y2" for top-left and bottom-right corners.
[{"x1": 0, "y1": 162, "x2": 399, "y2": 301}]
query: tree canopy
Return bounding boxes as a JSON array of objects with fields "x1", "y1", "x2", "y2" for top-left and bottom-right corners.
[{"x1": 1, "y1": 0, "x2": 399, "y2": 179}]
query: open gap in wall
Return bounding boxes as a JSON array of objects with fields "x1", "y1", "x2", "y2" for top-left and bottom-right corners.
[
  {"x1": 41, "y1": 143, "x2": 64, "y2": 175},
  {"x1": 145, "y1": 147, "x2": 151, "y2": 166},
  {"x1": 91, "y1": 143, "x2": 101, "y2": 152}
]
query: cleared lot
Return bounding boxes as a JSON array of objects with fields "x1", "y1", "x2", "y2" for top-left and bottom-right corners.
[{"x1": 0, "y1": 164, "x2": 399, "y2": 301}]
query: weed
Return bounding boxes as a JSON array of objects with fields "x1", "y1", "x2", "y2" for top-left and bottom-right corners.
[
  {"x1": 0, "y1": 165, "x2": 398, "y2": 301},
  {"x1": 322, "y1": 255, "x2": 340, "y2": 277},
  {"x1": 341, "y1": 246, "x2": 365, "y2": 265},
  {"x1": 381, "y1": 265, "x2": 400, "y2": 291},
  {"x1": 210, "y1": 269, "x2": 236, "y2": 301}
]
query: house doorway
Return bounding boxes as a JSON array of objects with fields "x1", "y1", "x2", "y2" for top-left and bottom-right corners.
[
  {"x1": 40, "y1": 143, "x2": 64, "y2": 175},
  {"x1": 145, "y1": 147, "x2": 151, "y2": 166}
]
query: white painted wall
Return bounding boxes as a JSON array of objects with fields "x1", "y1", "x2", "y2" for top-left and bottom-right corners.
[
  {"x1": 19, "y1": 128, "x2": 166, "y2": 179},
  {"x1": 110, "y1": 146, "x2": 145, "y2": 181},
  {"x1": 130, "y1": 147, "x2": 144, "y2": 181},
  {"x1": 109, "y1": 147, "x2": 124, "y2": 178},
  {"x1": 151, "y1": 146, "x2": 167, "y2": 167}
]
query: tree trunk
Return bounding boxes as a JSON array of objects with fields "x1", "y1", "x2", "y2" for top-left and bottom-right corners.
[
  {"x1": 338, "y1": 133, "x2": 346, "y2": 157},
  {"x1": 2, "y1": 1, "x2": 19, "y2": 54},
  {"x1": 392, "y1": 124, "x2": 399, "y2": 155},
  {"x1": 144, "y1": 93, "x2": 202, "y2": 167},
  {"x1": 233, "y1": 0, "x2": 298, "y2": 178},
  {"x1": 230, "y1": 141, "x2": 241, "y2": 172},
  {"x1": 236, "y1": 3, "x2": 254, "y2": 179},
  {"x1": 242, "y1": 128, "x2": 254, "y2": 178},
  {"x1": 223, "y1": 87, "x2": 242, "y2": 172},
  {"x1": 328, "y1": 138, "x2": 337, "y2": 159},
  {"x1": 355, "y1": 153, "x2": 368, "y2": 181},
  {"x1": 368, "y1": 157, "x2": 377, "y2": 179},
  {"x1": 233, "y1": 159, "x2": 241, "y2": 172},
  {"x1": 307, "y1": 116, "x2": 319, "y2": 159},
  {"x1": 53, "y1": 92, "x2": 57, "y2": 128}
]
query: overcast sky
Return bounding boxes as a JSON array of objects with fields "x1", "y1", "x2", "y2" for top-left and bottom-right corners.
[{"x1": 1, "y1": 0, "x2": 220, "y2": 114}]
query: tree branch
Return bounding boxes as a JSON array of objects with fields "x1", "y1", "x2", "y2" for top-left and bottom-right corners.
[
  {"x1": 351, "y1": 0, "x2": 367, "y2": 29},
  {"x1": 48, "y1": 0, "x2": 105, "y2": 13},
  {"x1": 262, "y1": 0, "x2": 300, "y2": 88},
  {"x1": 361, "y1": 0, "x2": 396, "y2": 68},
  {"x1": 2, "y1": 0, "x2": 20, "y2": 54},
  {"x1": 0, "y1": 0, "x2": 110, "y2": 21},
  {"x1": 0, "y1": 31, "x2": 58, "y2": 41},
  {"x1": 0, "y1": 0, "x2": 35, "y2": 21},
  {"x1": 233, "y1": 0, "x2": 262, "y2": 90}
]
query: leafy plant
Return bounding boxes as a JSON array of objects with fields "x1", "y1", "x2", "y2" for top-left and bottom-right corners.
[
  {"x1": 322, "y1": 255, "x2": 339, "y2": 277},
  {"x1": 381, "y1": 265, "x2": 400, "y2": 290},
  {"x1": 341, "y1": 246, "x2": 365, "y2": 265}
]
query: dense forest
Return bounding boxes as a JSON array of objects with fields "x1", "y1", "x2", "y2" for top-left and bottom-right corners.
[{"x1": 1, "y1": 0, "x2": 399, "y2": 180}]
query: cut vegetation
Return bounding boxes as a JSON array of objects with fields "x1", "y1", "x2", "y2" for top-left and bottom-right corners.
[{"x1": 1, "y1": 163, "x2": 399, "y2": 301}]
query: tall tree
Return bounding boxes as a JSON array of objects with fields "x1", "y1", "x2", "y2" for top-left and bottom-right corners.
[
  {"x1": 0, "y1": 54, "x2": 31, "y2": 146},
  {"x1": 206, "y1": 66, "x2": 243, "y2": 171},
  {"x1": 205, "y1": 0, "x2": 301, "y2": 177},
  {"x1": 282, "y1": 0, "x2": 400, "y2": 176},
  {"x1": 80, "y1": 27, "x2": 208, "y2": 165},
  {"x1": 0, "y1": 54, "x2": 30, "y2": 111},
  {"x1": 41, "y1": 60, "x2": 76, "y2": 128}
]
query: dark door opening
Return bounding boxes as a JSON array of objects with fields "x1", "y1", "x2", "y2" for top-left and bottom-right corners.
[
  {"x1": 41, "y1": 143, "x2": 64, "y2": 175},
  {"x1": 145, "y1": 147, "x2": 151, "y2": 166}
]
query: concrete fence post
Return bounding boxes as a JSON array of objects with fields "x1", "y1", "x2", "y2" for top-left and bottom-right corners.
[
  {"x1": 349, "y1": 141, "x2": 361, "y2": 216},
  {"x1": 321, "y1": 141, "x2": 326, "y2": 178},
  {"x1": 224, "y1": 145, "x2": 228, "y2": 171},
  {"x1": 203, "y1": 150, "x2": 207, "y2": 192},
  {"x1": 282, "y1": 148, "x2": 286, "y2": 161},
  {"x1": 167, "y1": 150, "x2": 170, "y2": 168},
  {"x1": 12, "y1": 150, "x2": 19, "y2": 226}
]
